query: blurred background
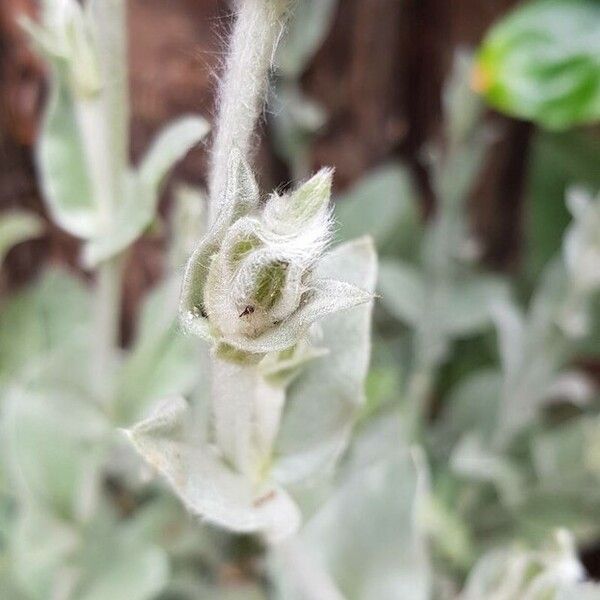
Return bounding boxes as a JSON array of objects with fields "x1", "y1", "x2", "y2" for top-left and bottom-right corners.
[{"x1": 1, "y1": 0, "x2": 535, "y2": 309}]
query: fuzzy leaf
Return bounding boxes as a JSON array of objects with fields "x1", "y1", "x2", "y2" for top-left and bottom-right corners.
[
  {"x1": 37, "y1": 73, "x2": 98, "y2": 238},
  {"x1": 272, "y1": 421, "x2": 430, "y2": 600},
  {"x1": 0, "y1": 211, "x2": 43, "y2": 265},
  {"x1": 76, "y1": 538, "x2": 169, "y2": 600},
  {"x1": 222, "y1": 276, "x2": 373, "y2": 355},
  {"x1": 0, "y1": 268, "x2": 91, "y2": 385},
  {"x1": 125, "y1": 397, "x2": 301, "y2": 542},
  {"x1": 3, "y1": 386, "x2": 108, "y2": 520},
  {"x1": 276, "y1": 0, "x2": 338, "y2": 78},
  {"x1": 138, "y1": 116, "x2": 210, "y2": 193},
  {"x1": 83, "y1": 117, "x2": 209, "y2": 266},
  {"x1": 274, "y1": 237, "x2": 377, "y2": 483},
  {"x1": 179, "y1": 151, "x2": 260, "y2": 338},
  {"x1": 378, "y1": 259, "x2": 425, "y2": 326},
  {"x1": 451, "y1": 433, "x2": 525, "y2": 505},
  {"x1": 113, "y1": 277, "x2": 205, "y2": 425},
  {"x1": 10, "y1": 509, "x2": 79, "y2": 600},
  {"x1": 437, "y1": 369, "x2": 503, "y2": 446},
  {"x1": 443, "y1": 275, "x2": 509, "y2": 336},
  {"x1": 335, "y1": 164, "x2": 420, "y2": 252}
]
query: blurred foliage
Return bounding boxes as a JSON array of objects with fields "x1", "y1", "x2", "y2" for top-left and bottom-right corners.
[{"x1": 476, "y1": 0, "x2": 600, "y2": 130}]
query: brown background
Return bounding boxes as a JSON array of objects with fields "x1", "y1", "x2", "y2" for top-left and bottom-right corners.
[{"x1": 0, "y1": 0, "x2": 528, "y2": 330}]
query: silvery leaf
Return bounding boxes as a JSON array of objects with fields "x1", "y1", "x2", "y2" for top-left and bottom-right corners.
[
  {"x1": 179, "y1": 150, "x2": 260, "y2": 339},
  {"x1": 335, "y1": 164, "x2": 420, "y2": 251},
  {"x1": 442, "y1": 275, "x2": 508, "y2": 336},
  {"x1": 436, "y1": 368, "x2": 502, "y2": 446},
  {"x1": 125, "y1": 397, "x2": 301, "y2": 542},
  {"x1": 3, "y1": 386, "x2": 108, "y2": 520},
  {"x1": 37, "y1": 73, "x2": 98, "y2": 238},
  {"x1": 276, "y1": 0, "x2": 338, "y2": 78},
  {"x1": 274, "y1": 237, "x2": 377, "y2": 483},
  {"x1": 222, "y1": 276, "x2": 373, "y2": 355},
  {"x1": 10, "y1": 509, "x2": 79, "y2": 600},
  {"x1": 0, "y1": 268, "x2": 91, "y2": 386},
  {"x1": 113, "y1": 276, "x2": 205, "y2": 425},
  {"x1": 461, "y1": 530, "x2": 589, "y2": 600},
  {"x1": 272, "y1": 421, "x2": 430, "y2": 600},
  {"x1": 450, "y1": 433, "x2": 524, "y2": 506},
  {"x1": 138, "y1": 116, "x2": 210, "y2": 193},
  {"x1": 0, "y1": 211, "x2": 43, "y2": 265},
  {"x1": 378, "y1": 259, "x2": 425, "y2": 326},
  {"x1": 490, "y1": 296, "x2": 525, "y2": 382},
  {"x1": 83, "y1": 117, "x2": 209, "y2": 266},
  {"x1": 75, "y1": 536, "x2": 169, "y2": 600}
]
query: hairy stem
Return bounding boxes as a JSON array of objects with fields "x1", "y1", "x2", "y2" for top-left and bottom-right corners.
[
  {"x1": 211, "y1": 358, "x2": 285, "y2": 481},
  {"x1": 94, "y1": 255, "x2": 124, "y2": 402},
  {"x1": 208, "y1": 0, "x2": 289, "y2": 223}
]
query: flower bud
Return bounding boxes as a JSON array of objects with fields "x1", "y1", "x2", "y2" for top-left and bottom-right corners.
[{"x1": 180, "y1": 151, "x2": 371, "y2": 358}]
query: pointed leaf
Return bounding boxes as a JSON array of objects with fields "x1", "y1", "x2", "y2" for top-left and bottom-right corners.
[
  {"x1": 0, "y1": 211, "x2": 43, "y2": 265},
  {"x1": 138, "y1": 116, "x2": 210, "y2": 192},
  {"x1": 274, "y1": 237, "x2": 377, "y2": 483},
  {"x1": 37, "y1": 74, "x2": 98, "y2": 238},
  {"x1": 378, "y1": 259, "x2": 425, "y2": 325},
  {"x1": 125, "y1": 397, "x2": 301, "y2": 542},
  {"x1": 272, "y1": 422, "x2": 430, "y2": 600}
]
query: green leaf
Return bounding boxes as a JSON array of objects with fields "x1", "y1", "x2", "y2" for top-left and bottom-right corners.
[
  {"x1": 113, "y1": 276, "x2": 204, "y2": 425},
  {"x1": 0, "y1": 211, "x2": 43, "y2": 265},
  {"x1": 335, "y1": 165, "x2": 420, "y2": 253},
  {"x1": 274, "y1": 237, "x2": 377, "y2": 483},
  {"x1": 37, "y1": 73, "x2": 98, "y2": 238},
  {"x1": 476, "y1": 0, "x2": 600, "y2": 129},
  {"x1": 272, "y1": 421, "x2": 430, "y2": 600},
  {"x1": 3, "y1": 386, "x2": 108, "y2": 520},
  {"x1": 83, "y1": 116, "x2": 209, "y2": 266},
  {"x1": 524, "y1": 130, "x2": 600, "y2": 279},
  {"x1": 0, "y1": 268, "x2": 92, "y2": 385},
  {"x1": 125, "y1": 397, "x2": 301, "y2": 542},
  {"x1": 276, "y1": 0, "x2": 338, "y2": 78},
  {"x1": 378, "y1": 259, "x2": 425, "y2": 326}
]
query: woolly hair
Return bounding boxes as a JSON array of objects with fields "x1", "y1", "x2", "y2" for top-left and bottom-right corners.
[{"x1": 209, "y1": 0, "x2": 291, "y2": 224}]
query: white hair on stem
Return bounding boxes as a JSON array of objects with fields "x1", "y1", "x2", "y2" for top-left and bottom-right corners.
[{"x1": 208, "y1": 0, "x2": 290, "y2": 224}]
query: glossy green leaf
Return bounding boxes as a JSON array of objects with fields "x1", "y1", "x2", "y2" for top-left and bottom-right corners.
[{"x1": 476, "y1": 0, "x2": 600, "y2": 129}]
